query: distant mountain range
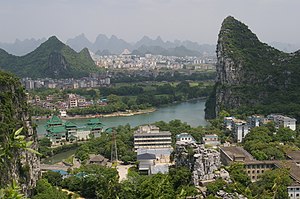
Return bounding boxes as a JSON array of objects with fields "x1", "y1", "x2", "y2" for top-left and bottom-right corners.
[
  {"x1": 0, "y1": 34, "x2": 216, "y2": 57},
  {"x1": 0, "y1": 38, "x2": 46, "y2": 56},
  {"x1": 67, "y1": 34, "x2": 216, "y2": 56},
  {"x1": 0, "y1": 36, "x2": 98, "y2": 78}
]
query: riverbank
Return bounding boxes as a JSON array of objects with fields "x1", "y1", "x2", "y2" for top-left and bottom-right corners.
[
  {"x1": 35, "y1": 99, "x2": 208, "y2": 135},
  {"x1": 33, "y1": 108, "x2": 156, "y2": 121}
]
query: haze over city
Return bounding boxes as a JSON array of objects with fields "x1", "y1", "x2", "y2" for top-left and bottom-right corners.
[{"x1": 1, "y1": 0, "x2": 300, "y2": 45}]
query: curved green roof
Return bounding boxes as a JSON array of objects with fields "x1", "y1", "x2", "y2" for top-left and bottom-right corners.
[
  {"x1": 65, "y1": 121, "x2": 77, "y2": 128},
  {"x1": 87, "y1": 118, "x2": 103, "y2": 125},
  {"x1": 47, "y1": 126, "x2": 66, "y2": 134},
  {"x1": 46, "y1": 115, "x2": 63, "y2": 125}
]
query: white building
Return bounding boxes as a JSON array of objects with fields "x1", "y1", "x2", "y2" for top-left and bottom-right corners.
[
  {"x1": 59, "y1": 110, "x2": 67, "y2": 117},
  {"x1": 224, "y1": 116, "x2": 235, "y2": 130},
  {"x1": 76, "y1": 128, "x2": 91, "y2": 141},
  {"x1": 268, "y1": 114, "x2": 297, "y2": 131},
  {"x1": 247, "y1": 115, "x2": 264, "y2": 128},
  {"x1": 202, "y1": 134, "x2": 220, "y2": 146},
  {"x1": 68, "y1": 94, "x2": 78, "y2": 108},
  {"x1": 176, "y1": 133, "x2": 196, "y2": 144},
  {"x1": 134, "y1": 125, "x2": 172, "y2": 151},
  {"x1": 232, "y1": 119, "x2": 249, "y2": 143},
  {"x1": 288, "y1": 184, "x2": 300, "y2": 199}
]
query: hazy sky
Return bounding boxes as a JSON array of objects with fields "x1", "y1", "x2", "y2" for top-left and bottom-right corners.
[{"x1": 1, "y1": 0, "x2": 299, "y2": 44}]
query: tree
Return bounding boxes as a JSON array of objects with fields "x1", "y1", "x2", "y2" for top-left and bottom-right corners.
[
  {"x1": 206, "y1": 178, "x2": 226, "y2": 195},
  {"x1": 139, "y1": 173, "x2": 175, "y2": 199},
  {"x1": 252, "y1": 168, "x2": 291, "y2": 199},
  {"x1": 43, "y1": 171, "x2": 62, "y2": 187},
  {"x1": 39, "y1": 138, "x2": 51, "y2": 148},
  {"x1": 33, "y1": 179, "x2": 68, "y2": 199}
]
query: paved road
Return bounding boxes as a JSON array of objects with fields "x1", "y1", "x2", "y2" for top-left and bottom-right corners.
[
  {"x1": 116, "y1": 165, "x2": 133, "y2": 182},
  {"x1": 40, "y1": 164, "x2": 70, "y2": 171}
]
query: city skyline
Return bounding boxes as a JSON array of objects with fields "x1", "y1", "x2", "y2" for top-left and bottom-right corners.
[{"x1": 1, "y1": 0, "x2": 300, "y2": 45}]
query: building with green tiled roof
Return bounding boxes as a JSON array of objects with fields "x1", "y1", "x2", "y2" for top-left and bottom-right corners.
[
  {"x1": 86, "y1": 118, "x2": 104, "y2": 138},
  {"x1": 45, "y1": 115, "x2": 104, "y2": 145},
  {"x1": 46, "y1": 115, "x2": 63, "y2": 127},
  {"x1": 46, "y1": 126, "x2": 67, "y2": 144}
]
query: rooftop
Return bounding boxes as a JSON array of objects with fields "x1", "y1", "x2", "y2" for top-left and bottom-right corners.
[
  {"x1": 220, "y1": 146, "x2": 255, "y2": 162},
  {"x1": 275, "y1": 160, "x2": 300, "y2": 183},
  {"x1": 65, "y1": 121, "x2": 77, "y2": 128},
  {"x1": 46, "y1": 115, "x2": 63, "y2": 125},
  {"x1": 87, "y1": 118, "x2": 103, "y2": 125},
  {"x1": 286, "y1": 151, "x2": 300, "y2": 160},
  {"x1": 89, "y1": 154, "x2": 106, "y2": 162},
  {"x1": 48, "y1": 126, "x2": 66, "y2": 134},
  {"x1": 137, "y1": 153, "x2": 156, "y2": 160}
]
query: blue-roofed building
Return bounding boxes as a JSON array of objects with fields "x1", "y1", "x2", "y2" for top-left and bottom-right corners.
[{"x1": 51, "y1": 170, "x2": 70, "y2": 179}]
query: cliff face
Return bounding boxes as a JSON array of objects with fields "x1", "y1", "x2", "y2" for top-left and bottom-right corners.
[
  {"x1": 205, "y1": 16, "x2": 300, "y2": 119},
  {"x1": 0, "y1": 70, "x2": 40, "y2": 196}
]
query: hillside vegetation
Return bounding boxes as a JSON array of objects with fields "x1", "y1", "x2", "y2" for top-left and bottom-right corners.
[
  {"x1": 205, "y1": 16, "x2": 300, "y2": 119},
  {"x1": 0, "y1": 36, "x2": 99, "y2": 78}
]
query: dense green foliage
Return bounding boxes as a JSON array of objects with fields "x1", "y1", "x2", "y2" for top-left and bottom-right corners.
[
  {"x1": 59, "y1": 165, "x2": 196, "y2": 199},
  {"x1": 33, "y1": 179, "x2": 68, "y2": 199},
  {"x1": 0, "y1": 36, "x2": 99, "y2": 78},
  {"x1": 243, "y1": 126, "x2": 299, "y2": 160},
  {"x1": 206, "y1": 16, "x2": 300, "y2": 120},
  {"x1": 111, "y1": 70, "x2": 216, "y2": 83},
  {"x1": 61, "y1": 81, "x2": 212, "y2": 116},
  {"x1": 39, "y1": 141, "x2": 80, "y2": 158},
  {"x1": 206, "y1": 164, "x2": 291, "y2": 199},
  {"x1": 75, "y1": 124, "x2": 135, "y2": 163}
]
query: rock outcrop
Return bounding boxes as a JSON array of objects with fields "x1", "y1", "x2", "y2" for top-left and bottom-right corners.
[
  {"x1": 0, "y1": 70, "x2": 40, "y2": 196},
  {"x1": 175, "y1": 141, "x2": 220, "y2": 186},
  {"x1": 205, "y1": 16, "x2": 300, "y2": 119}
]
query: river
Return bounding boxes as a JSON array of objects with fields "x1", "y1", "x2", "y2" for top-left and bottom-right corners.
[{"x1": 36, "y1": 99, "x2": 208, "y2": 135}]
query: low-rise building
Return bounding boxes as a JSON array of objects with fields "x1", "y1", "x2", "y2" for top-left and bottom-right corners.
[
  {"x1": 219, "y1": 145, "x2": 300, "y2": 184},
  {"x1": 268, "y1": 114, "x2": 297, "y2": 131},
  {"x1": 88, "y1": 154, "x2": 108, "y2": 166},
  {"x1": 137, "y1": 153, "x2": 156, "y2": 175},
  {"x1": 247, "y1": 115, "x2": 264, "y2": 128},
  {"x1": 176, "y1": 133, "x2": 196, "y2": 143},
  {"x1": 202, "y1": 134, "x2": 220, "y2": 147},
  {"x1": 288, "y1": 183, "x2": 300, "y2": 199},
  {"x1": 45, "y1": 115, "x2": 104, "y2": 145},
  {"x1": 224, "y1": 116, "x2": 235, "y2": 130}
]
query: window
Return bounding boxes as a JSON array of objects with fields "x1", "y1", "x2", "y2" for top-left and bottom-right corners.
[
  {"x1": 296, "y1": 193, "x2": 299, "y2": 197},
  {"x1": 257, "y1": 170, "x2": 260, "y2": 174}
]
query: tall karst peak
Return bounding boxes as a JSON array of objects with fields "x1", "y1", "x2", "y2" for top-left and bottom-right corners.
[
  {"x1": 205, "y1": 16, "x2": 300, "y2": 120},
  {"x1": 0, "y1": 36, "x2": 98, "y2": 78}
]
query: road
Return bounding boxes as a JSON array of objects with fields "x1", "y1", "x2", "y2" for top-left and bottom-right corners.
[{"x1": 40, "y1": 164, "x2": 70, "y2": 171}]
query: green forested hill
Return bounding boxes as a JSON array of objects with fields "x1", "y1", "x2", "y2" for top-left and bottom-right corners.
[
  {"x1": 205, "y1": 16, "x2": 300, "y2": 119},
  {"x1": 0, "y1": 36, "x2": 99, "y2": 78}
]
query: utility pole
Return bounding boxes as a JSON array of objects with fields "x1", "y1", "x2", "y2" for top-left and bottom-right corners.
[
  {"x1": 107, "y1": 128, "x2": 118, "y2": 165},
  {"x1": 111, "y1": 130, "x2": 118, "y2": 164}
]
